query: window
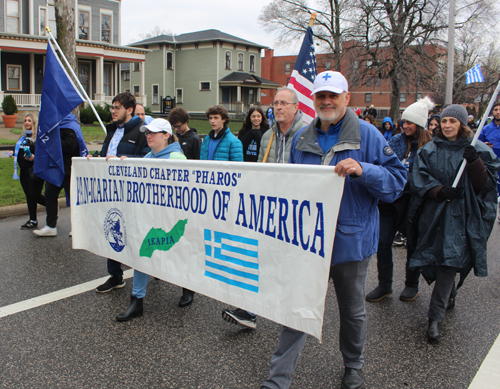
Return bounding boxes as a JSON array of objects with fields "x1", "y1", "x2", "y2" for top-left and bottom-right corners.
[
  {"x1": 417, "y1": 93, "x2": 422, "y2": 100},
  {"x1": 176, "y1": 88, "x2": 183, "y2": 104},
  {"x1": 238, "y1": 53, "x2": 244, "y2": 71},
  {"x1": 353, "y1": 61, "x2": 359, "y2": 70},
  {"x1": 374, "y1": 76, "x2": 381, "y2": 86},
  {"x1": 133, "y1": 62, "x2": 140, "y2": 72},
  {"x1": 6, "y1": 0, "x2": 20, "y2": 33},
  {"x1": 365, "y1": 93, "x2": 372, "y2": 103},
  {"x1": 166, "y1": 52, "x2": 173, "y2": 70},
  {"x1": 325, "y1": 61, "x2": 331, "y2": 70},
  {"x1": 124, "y1": 71, "x2": 130, "y2": 81},
  {"x1": 200, "y1": 82, "x2": 211, "y2": 91},
  {"x1": 285, "y1": 63, "x2": 291, "y2": 73},
  {"x1": 250, "y1": 55, "x2": 255, "y2": 72},
  {"x1": 400, "y1": 93, "x2": 406, "y2": 103},
  {"x1": 133, "y1": 85, "x2": 140, "y2": 97},
  {"x1": 225, "y1": 51, "x2": 231, "y2": 69},
  {"x1": 152, "y1": 85, "x2": 159, "y2": 105},
  {"x1": 379, "y1": 110, "x2": 388, "y2": 118},
  {"x1": 103, "y1": 64, "x2": 112, "y2": 96},
  {"x1": 101, "y1": 13, "x2": 111, "y2": 43},
  {"x1": 79, "y1": 10, "x2": 89, "y2": 40},
  {"x1": 366, "y1": 60, "x2": 372, "y2": 68},
  {"x1": 78, "y1": 61, "x2": 91, "y2": 96},
  {"x1": 366, "y1": 76, "x2": 372, "y2": 87},
  {"x1": 39, "y1": 7, "x2": 47, "y2": 36},
  {"x1": 6, "y1": 65, "x2": 21, "y2": 90}
]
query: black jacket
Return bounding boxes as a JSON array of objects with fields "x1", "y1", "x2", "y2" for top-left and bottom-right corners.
[
  {"x1": 60, "y1": 128, "x2": 79, "y2": 177},
  {"x1": 177, "y1": 128, "x2": 201, "y2": 160},
  {"x1": 100, "y1": 117, "x2": 150, "y2": 157}
]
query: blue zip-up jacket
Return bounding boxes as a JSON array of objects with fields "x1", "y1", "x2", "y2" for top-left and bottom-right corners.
[
  {"x1": 200, "y1": 127, "x2": 243, "y2": 161},
  {"x1": 478, "y1": 121, "x2": 500, "y2": 148},
  {"x1": 380, "y1": 117, "x2": 393, "y2": 141},
  {"x1": 289, "y1": 108, "x2": 407, "y2": 265},
  {"x1": 388, "y1": 132, "x2": 418, "y2": 170},
  {"x1": 143, "y1": 142, "x2": 186, "y2": 160}
]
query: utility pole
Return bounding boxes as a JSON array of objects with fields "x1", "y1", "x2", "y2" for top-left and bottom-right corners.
[{"x1": 445, "y1": 0, "x2": 456, "y2": 105}]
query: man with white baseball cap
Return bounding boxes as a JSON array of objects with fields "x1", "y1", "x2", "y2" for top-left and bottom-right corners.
[{"x1": 260, "y1": 71, "x2": 407, "y2": 389}]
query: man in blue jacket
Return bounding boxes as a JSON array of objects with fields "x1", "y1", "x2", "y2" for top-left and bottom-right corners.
[
  {"x1": 260, "y1": 71, "x2": 407, "y2": 389},
  {"x1": 92, "y1": 91, "x2": 150, "y2": 293},
  {"x1": 478, "y1": 102, "x2": 500, "y2": 148}
]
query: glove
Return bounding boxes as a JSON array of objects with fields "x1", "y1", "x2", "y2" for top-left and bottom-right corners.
[
  {"x1": 437, "y1": 186, "x2": 463, "y2": 201},
  {"x1": 463, "y1": 145, "x2": 478, "y2": 163}
]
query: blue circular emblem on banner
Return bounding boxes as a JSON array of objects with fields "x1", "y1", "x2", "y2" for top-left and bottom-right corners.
[{"x1": 103, "y1": 208, "x2": 126, "y2": 252}]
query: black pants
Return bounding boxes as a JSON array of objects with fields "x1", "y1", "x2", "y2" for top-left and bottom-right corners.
[
  {"x1": 19, "y1": 169, "x2": 46, "y2": 221},
  {"x1": 44, "y1": 176, "x2": 70, "y2": 228},
  {"x1": 428, "y1": 266, "x2": 458, "y2": 322}
]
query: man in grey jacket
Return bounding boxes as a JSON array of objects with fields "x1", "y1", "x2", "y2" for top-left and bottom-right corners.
[{"x1": 221, "y1": 87, "x2": 307, "y2": 329}]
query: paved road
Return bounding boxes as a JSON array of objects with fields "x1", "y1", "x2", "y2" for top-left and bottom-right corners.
[{"x1": 1, "y1": 208, "x2": 499, "y2": 388}]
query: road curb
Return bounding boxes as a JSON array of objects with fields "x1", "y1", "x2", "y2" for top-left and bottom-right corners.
[{"x1": 0, "y1": 197, "x2": 68, "y2": 219}]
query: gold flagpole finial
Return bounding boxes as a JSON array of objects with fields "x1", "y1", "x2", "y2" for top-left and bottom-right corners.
[
  {"x1": 46, "y1": 26, "x2": 51, "y2": 33},
  {"x1": 309, "y1": 12, "x2": 317, "y2": 27}
]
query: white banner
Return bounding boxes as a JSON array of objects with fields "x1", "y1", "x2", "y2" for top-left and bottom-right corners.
[{"x1": 71, "y1": 158, "x2": 344, "y2": 339}]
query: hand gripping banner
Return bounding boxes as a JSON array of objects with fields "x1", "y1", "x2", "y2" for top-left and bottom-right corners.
[{"x1": 71, "y1": 158, "x2": 344, "y2": 340}]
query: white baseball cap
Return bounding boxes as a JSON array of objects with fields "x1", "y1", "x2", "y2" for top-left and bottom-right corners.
[
  {"x1": 311, "y1": 71, "x2": 349, "y2": 95},
  {"x1": 140, "y1": 118, "x2": 172, "y2": 135}
]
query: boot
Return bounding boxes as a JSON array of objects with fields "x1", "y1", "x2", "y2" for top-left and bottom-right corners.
[
  {"x1": 427, "y1": 319, "x2": 440, "y2": 341},
  {"x1": 178, "y1": 288, "x2": 195, "y2": 307},
  {"x1": 366, "y1": 264, "x2": 393, "y2": 302},
  {"x1": 400, "y1": 261, "x2": 420, "y2": 301},
  {"x1": 116, "y1": 295, "x2": 143, "y2": 322}
]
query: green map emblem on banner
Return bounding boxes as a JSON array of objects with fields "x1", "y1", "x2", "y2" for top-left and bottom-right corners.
[{"x1": 139, "y1": 219, "x2": 188, "y2": 258}]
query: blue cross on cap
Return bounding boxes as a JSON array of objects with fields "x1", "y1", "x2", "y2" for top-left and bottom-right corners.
[{"x1": 311, "y1": 71, "x2": 349, "y2": 96}]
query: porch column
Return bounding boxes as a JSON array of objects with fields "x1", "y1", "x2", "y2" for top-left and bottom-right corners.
[
  {"x1": 140, "y1": 61, "x2": 146, "y2": 105},
  {"x1": 236, "y1": 85, "x2": 242, "y2": 102},
  {"x1": 256, "y1": 87, "x2": 261, "y2": 104},
  {"x1": 30, "y1": 53, "x2": 35, "y2": 105},
  {"x1": 95, "y1": 56, "x2": 105, "y2": 101},
  {"x1": 115, "y1": 62, "x2": 119, "y2": 96}
]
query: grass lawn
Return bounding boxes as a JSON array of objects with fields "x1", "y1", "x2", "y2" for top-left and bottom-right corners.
[{"x1": 0, "y1": 158, "x2": 31, "y2": 206}]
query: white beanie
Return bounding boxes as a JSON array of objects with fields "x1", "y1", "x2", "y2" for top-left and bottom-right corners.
[{"x1": 402, "y1": 96, "x2": 435, "y2": 128}]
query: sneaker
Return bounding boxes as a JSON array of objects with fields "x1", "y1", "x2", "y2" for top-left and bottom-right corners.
[
  {"x1": 222, "y1": 308, "x2": 257, "y2": 329},
  {"x1": 69, "y1": 231, "x2": 72, "y2": 237},
  {"x1": 33, "y1": 225, "x2": 57, "y2": 236},
  {"x1": 21, "y1": 220, "x2": 38, "y2": 229},
  {"x1": 96, "y1": 277, "x2": 126, "y2": 293},
  {"x1": 392, "y1": 232, "x2": 407, "y2": 246}
]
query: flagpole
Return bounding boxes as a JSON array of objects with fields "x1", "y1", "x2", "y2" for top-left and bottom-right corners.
[
  {"x1": 45, "y1": 27, "x2": 107, "y2": 134},
  {"x1": 451, "y1": 79, "x2": 500, "y2": 188}
]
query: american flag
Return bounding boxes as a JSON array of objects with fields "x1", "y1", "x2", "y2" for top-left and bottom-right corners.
[
  {"x1": 288, "y1": 26, "x2": 317, "y2": 124},
  {"x1": 204, "y1": 229, "x2": 259, "y2": 293},
  {"x1": 465, "y1": 64, "x2": 484, "y2": 85}
]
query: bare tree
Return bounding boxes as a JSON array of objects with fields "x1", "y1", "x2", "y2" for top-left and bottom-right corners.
[
  {"x1": 138, "y1": 26, "x2": 175, "y2": 41},
  {"x1": 259, "y1": 0, "x2": 357, "y2": 72}
]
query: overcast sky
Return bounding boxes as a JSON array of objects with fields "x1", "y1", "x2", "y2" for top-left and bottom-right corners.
[{"x1": 120, "y1": 0, "x2": 297, "y2": 56}]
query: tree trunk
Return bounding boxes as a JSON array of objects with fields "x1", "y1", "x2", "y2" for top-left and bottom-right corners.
[
  {"x1": 333, "y1": 0, "x2": 342, "y2": 72},
  {"x1": 389, "y1": 76, "x2": 401, "y2": 122},
  {"x1": 54, "y1": 0, "x2": 80, "y2": 119}
]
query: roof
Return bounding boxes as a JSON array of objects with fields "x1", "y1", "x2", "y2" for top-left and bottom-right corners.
[
  {"x1": 219, "y1": 72, "x2": 281, "y2": 88},
  {"x1": 129, "y1": 29, "x2": 266, "y2": 49}
]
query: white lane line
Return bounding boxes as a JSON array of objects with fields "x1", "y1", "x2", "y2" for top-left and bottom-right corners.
[
  {"x1": 0, "y1": 269, "x2": 134, "y2": 319},
  {"x1": 468, "y1": 333, "x2": 500, "y2": 388}
]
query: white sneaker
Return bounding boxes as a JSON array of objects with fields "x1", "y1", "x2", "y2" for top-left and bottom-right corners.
[
  {"x1": 69, "y1": 231, "x2": 72, "y2": 237},
  {"x1": 33, "y1": 225, "x2": 58, "y2": 236}
]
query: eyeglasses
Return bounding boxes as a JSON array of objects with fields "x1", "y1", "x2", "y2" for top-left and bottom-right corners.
[
  {"x1": 110, "y1": 106, "x2": 123, "y2": 111},
  {"x1": 172, "y1": 124, "x2": 183, "y2": 129},
  {"x1": 273, "y1": 101, "x2": 296, "y2": 107},
  {"x1": 145, "y1": 130, "x2": 166, "y2": 136}
]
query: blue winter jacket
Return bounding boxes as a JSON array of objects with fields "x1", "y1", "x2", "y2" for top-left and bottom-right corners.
[
  {"x1": 380, "y1": 117, "x2": 394, "y2": 141},
  {"x1": 478, "y1": 121, "x2": 500, "y2": 148},
  {"x1": 289, "y1": 108, "x2": 407, "y2": 265},
  {"x1": 143, "y1": 142, "x2": 186, "y2": 160},
  {"x1": 200, "y1": 127, "x2": 243, "y2": 161}
]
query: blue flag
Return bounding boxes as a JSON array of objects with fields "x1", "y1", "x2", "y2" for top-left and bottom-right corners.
[
  {"x1": 34, "y1": 41, "x2": 84, "y2": 186},
  {"x1": 465, "y1": 64, "x2": 484, "y2": 85}
]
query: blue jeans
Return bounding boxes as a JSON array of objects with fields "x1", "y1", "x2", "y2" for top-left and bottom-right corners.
[
  {"x1": 376, "y1": 213, "x2": 399, "y2": 267},
  {"x1": 132, "y1": 270, "x2": 149, "y2": 298}
]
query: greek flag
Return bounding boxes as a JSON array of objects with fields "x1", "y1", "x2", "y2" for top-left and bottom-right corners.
[
  {"x1": 465, "y1": 64, "x2": 484, "y2": 85},
  {"x1": 204, "y1": 229, "x2": 259, "y2": 293}
]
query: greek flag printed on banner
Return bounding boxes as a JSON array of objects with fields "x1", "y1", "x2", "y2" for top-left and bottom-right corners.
[
  {"x1": 465, "y1": 64, "x2": 484, "y2": 85},
  {"x1": 204, "y1": 229, "x2": 259, "y2": 293}
]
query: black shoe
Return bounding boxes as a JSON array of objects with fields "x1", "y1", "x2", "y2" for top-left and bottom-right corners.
[
  {"x1": 366, "y1": 286, "x2": 393, "y2": 302},
  {"x1": 116, "y1": 295, "x2": 143, "y2": 322},
  {"x1": 96, "y1": 277, "x2": 126, "y2": 293},
  {"x1": 392, "y1": 232, "x2": 407, "y2": 246},
  {"x1": 178, "y1": 288, "x2": 195, "y2": 307},
  {"x1": 222, "y1": 308, "x2": 257, "y2": 329},
  {"x1": 342, "y1": 367, "x2": 364, "y2": 389},
  {"x1": 21, "y1": 220, "x2": 38, "y2": 229},
  {"x1": 400, "y1": 286, "x2": 419, "y2": 301},
  {"x1": 446, "y1": 295, "x2": 456, "y2": 310},
  {"x1": 427, "y1": 319, "x2": 440, "y2": 341}
]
